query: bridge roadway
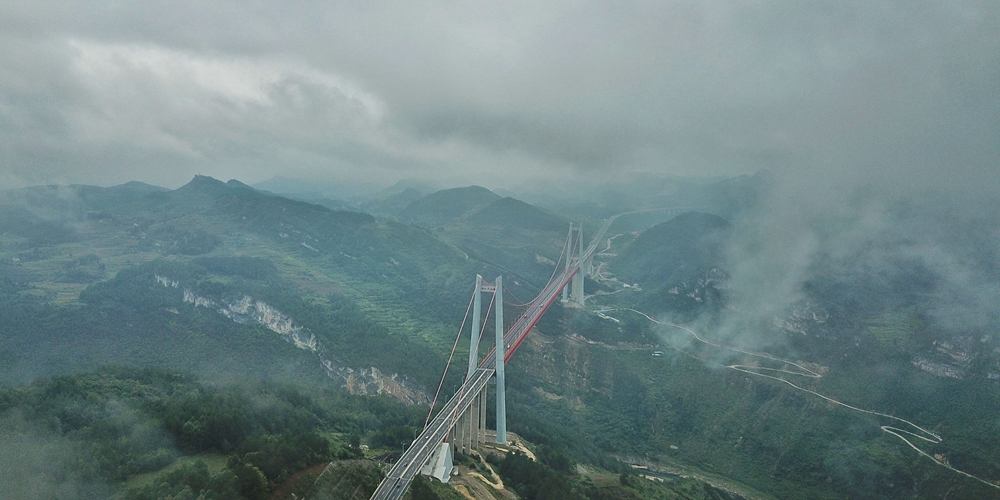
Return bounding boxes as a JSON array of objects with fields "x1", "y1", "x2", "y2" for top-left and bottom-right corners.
[
  {"x1": 369, "y1": 210, "x2": 663, "y2": 500},
  {"x1": 370, "y1": 265, "x2": 580, "y2": 500}
]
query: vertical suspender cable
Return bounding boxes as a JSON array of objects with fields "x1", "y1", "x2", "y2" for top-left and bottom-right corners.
[
  {"x1": 449, "y1": 292, "x2": 494, "y2": 433},
  {"x1": 424, "y1": 288, "x2": 476, "y2": 428}
]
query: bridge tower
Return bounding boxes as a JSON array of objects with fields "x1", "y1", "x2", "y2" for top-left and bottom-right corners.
[
  {"x1": 561, "y1": 223, "x2": 586, "y2": 305},
  {"x1": 464, "y1": 275, "x2": 507, "y2": 446}
]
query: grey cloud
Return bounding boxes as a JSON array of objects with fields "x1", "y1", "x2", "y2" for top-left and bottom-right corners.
[{"x1": 0, "y1": 0, "x2": 997, "y2": 195}]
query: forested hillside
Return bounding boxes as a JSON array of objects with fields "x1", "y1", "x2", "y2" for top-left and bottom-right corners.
[
  {"x1": 3, "y1": 177, "x2": 1000, "y2": 500},
  {"x1": 0, "y1": 367, "x2": 411, "y2": 499},
  {"x1": 0, "y1": 177, "x2": 492, "y2": 393}
]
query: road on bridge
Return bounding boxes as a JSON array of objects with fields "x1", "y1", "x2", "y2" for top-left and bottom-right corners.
[
  {"x1": 369, "y1": 208, "x2": 695, "y2": 500},
  {"x1": 370, "y1": 265, "x2": 578, "y2": 500}
]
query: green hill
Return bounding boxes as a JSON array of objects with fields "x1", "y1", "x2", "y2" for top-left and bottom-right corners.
[
  {"x1": 0, "y1": 367, "x2": 408, "y2": 499},
  {"x1": 361, "y1": 187, "x2": 424, "y2": 217},
  {"x1": 605, "y1": 212, "x2": 731, "y2": 316},
  {"x1": 6, "y1": 176, "x2": 1000, "y2": 500},
  {"x1": 399, "y1": 185, "x2": 500, "y2": 227},
  {"x1": 612, "y1": 211, "x2": 730, "y2": 285},
  {"x1": 0, "y1": 176, "x2": 489, "y2": 394},
  {"x1": 467, "y1": 196, "x2": 568, "y2": 232}
]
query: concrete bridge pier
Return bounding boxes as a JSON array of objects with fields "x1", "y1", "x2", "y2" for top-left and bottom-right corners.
[
  {"x1": 494, "y1": 275, "x2": 507, "y2": 445},
  {"x1": 463, "y1": 399, "x2": 473, "y2": 453},
  {"x1": 468, "y1": 388, "x2": 479, "y2": 450},
  {"x1": 479, "y1": 386, "x2": 487, "y2": 444},
  {"x1": 445, "y1": 385, "x2": 488, "y2": 456}
]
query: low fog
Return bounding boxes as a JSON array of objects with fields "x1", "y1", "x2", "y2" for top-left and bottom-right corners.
[
  {"x1": 0, "y1": 413, "x2": 111, "y2": 499},
  {"x1": 713, "y1": 174, "x2": 1000, "y2": 349}
]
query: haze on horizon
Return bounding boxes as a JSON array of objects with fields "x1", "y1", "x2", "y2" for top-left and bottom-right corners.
[
  {"x1": 3, "y1": 5, "x2": 1000, "y2": 498},
  {"x1": 1, "y1": 1, "x2": 997, "y2": 197}
]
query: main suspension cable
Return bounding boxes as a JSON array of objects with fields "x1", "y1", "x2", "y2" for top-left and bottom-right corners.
[
  {"x1": 544, "y1": 229, "x2": 571, "y2": 288},
  {"x1": 503, "y1": 285, "x2": 534, "y2": 307},
  {"x1": 448, "y1": 292, "x2": 495, "y2": 433},
  {"x1": 424, "y1": 287, "x2": 476, "y2": 428}
]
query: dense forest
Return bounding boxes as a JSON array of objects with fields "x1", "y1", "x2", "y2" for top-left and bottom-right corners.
[{"x1": 0, "y1": 367, "x2": 420, "y2": 499}]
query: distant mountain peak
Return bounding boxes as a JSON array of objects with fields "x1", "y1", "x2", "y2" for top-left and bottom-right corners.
[
  {"x1": 178, "y1": 175, "x2": 228, "y2": 193},
  {"x1": 174, "y1": 176, "x2": 259, "y2": 199},
  {"x1": 399, "y1": 185, "x2": 501, "y2": 226},
  {"x1": 225, "y1": 179, "x2": 255, "y2": 190},
  {"x1": 114, "y1": 181, "x2": 168, "y2": 192},
  {"x1": 468, "y1": 196, "x2": 568, "y2": 231}
]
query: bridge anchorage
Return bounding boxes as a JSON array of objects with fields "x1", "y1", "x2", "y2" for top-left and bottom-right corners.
[{"x1": 369, "y1": 223, "x2": 593, "y2": 500}]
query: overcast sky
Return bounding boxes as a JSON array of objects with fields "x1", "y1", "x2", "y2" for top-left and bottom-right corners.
[{"x1": 1, "y1": 1, "x2": 997, "y2": 192}]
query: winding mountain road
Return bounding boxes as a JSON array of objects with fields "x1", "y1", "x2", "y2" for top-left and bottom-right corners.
[{"x1": 626, "y1": 308, "x2": 999, "y2": 490}]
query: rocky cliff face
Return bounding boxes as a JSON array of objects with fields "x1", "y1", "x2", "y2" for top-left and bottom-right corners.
[
  {"x1": 156, "y1": 274, "x2": 429, "y2": 404},
  {"x1": 217, "y1": 295, "x2": 319, "y2": 351},
  {"x1": 344, "y1": 367, "x2": 429, "y2": 405}
]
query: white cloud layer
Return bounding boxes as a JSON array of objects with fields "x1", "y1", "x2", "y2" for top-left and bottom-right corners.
[
  {"x1": 0, "y1": 0, "x2": 997, "y2": 193},
  {"x1": 67, "y1": 40, "x2": 386, "y2": 158}
]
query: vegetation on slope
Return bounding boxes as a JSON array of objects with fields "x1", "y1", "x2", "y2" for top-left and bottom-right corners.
[
  {"x1": 0, "y1": 176, "x2": 496, "y2": 393},
  {"x1": 468, "y1": 197, "x2": 568, "y2": 233},
  {"x1": 507, "y1": 297, "x2": 1000, "y2": 499},
  {"x1": 0, "y1": 367, "x2": 428, "y2": 499},
  {"x1": 399, "y1": 185, "x2": 500, "y2": 228},
  {"x1": 4, "y1": 175, "x2": 1000, "y2": 500},
  {"x1": 611, "y1": 212, "x2": 730, "y2": 286}
]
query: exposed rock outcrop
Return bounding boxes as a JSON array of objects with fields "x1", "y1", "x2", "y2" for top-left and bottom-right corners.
[{"x1": 156, "y1": 274, "x2": 429, "y2": 404}]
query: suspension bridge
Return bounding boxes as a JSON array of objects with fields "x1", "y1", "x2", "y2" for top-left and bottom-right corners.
[
  {"x1": 368, "y1": 222, "x2": 596, "y2": 500},
  {"x1": 370, "y1": 208, "x2": 692, "y2": 500}
]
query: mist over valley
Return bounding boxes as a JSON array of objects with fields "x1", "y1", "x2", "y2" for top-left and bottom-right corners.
[{"x1": 3, "y1": 1, "x2": 999, "y2": 498}]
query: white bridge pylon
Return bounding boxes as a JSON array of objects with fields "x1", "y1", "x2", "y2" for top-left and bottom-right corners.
[
  {"x1": 449, "y1": 274, "x2": 505, "y2": 455},
  {"x1": 562, "y1": 222, "x2": 587, "y2": 305},
  {"x1": 452, "y1": 223, "x2": 588, "y2": 454}
]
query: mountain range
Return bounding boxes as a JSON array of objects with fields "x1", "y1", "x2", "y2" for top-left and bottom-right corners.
[{"x1": 1, "y1": 175, "x2": 998, "y2": 500}]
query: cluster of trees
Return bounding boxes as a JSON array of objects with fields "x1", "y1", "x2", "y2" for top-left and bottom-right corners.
[
  {"x1": 125, "y1": 460, "x2": 265, "y2": 500},
  {"x1": 0, "y1": 261, "x2": 29, "y2": 294},
  {"x1": 492, "y1": 451, "x2": 585, "y2": 500},
  {"x1": 58, "y1": 253, "x2": 106, "y2": 283},
  {"x1": 489, "y1": 450, "x2": 735, "y2": 500},
  {"x1": 0, "y1": 367, "x2": 437, "y2": 499},
  {"x1": 135, "y1": 225, "x2": 221, "y2": 256}
]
